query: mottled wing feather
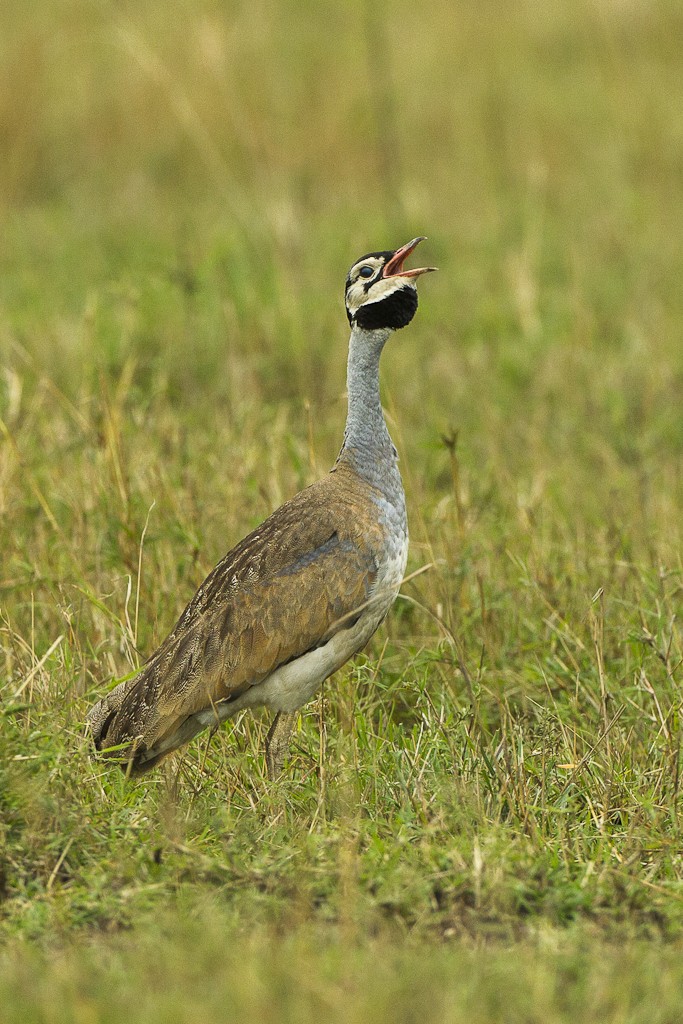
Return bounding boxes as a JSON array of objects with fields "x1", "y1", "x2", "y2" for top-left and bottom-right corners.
[{"x1": 92, "y1": 472, "x2": 382, "y2": 755}]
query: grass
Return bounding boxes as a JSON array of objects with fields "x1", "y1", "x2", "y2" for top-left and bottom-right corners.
[
  {"x1": 2, "y1": 0, "x2": 683, "y2": 1019},
  {"x1": 5, "y1": 920, "x2": 683, "y2": 1024}
]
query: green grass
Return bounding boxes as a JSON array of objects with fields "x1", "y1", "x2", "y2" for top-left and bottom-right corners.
[
  {"x1": 2, "y1": 0, "x2": 683, "y2": 1019},
  {"x1": 4, "y1": 919, "x2": 683, "y2": 1024}
]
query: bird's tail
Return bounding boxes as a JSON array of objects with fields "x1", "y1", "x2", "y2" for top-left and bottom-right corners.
[
  {"x1": 86, "y1": 665, "x2": 231, "y2": 774},
  {"x1": 86, "y1": 669, "x2": 163, "y2": 774}
]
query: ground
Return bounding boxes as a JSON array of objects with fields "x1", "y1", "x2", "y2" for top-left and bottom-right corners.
[{"x1": 2, "y1": 1, "x2": 683, "y2": 1020}]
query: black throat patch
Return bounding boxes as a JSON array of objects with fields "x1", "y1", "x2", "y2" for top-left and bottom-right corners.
[{"x1": 354, "y1": 285, "x2": 418, "y2": 331}]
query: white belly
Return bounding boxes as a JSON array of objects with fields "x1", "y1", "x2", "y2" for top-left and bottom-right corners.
[
  {"x1": 254, "y1": 530, "x2": 407, "y2": 711},
  {"x1": 138, "y1": 530, "x2": 409, "y2": 766}
]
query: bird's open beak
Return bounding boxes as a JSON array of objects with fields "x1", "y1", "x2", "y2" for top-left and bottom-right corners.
[{"x1": 383, "y1": 237, "x2": 438, "y2": 279}]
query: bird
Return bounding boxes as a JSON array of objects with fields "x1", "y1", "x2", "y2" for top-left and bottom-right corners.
[{"x1": 87, "y1": 237, "x2": 436, "y2": 780}]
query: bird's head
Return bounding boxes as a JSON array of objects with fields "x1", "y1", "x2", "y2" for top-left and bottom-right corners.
[{"x1": 345, "y1": 236, "x2": 437, "y2": 331}]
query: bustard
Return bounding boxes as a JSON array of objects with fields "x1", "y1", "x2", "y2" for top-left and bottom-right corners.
[{"x1": 87, "y1": 237, "x2": 436, "y2": 779}]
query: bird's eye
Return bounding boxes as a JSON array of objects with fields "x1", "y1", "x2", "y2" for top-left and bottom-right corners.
[{"x1": 358, "y1": 266, "x2": 375, "y2": 279}]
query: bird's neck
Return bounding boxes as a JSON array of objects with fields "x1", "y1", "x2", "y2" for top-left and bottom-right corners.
[{"x1": 337, "y1": 324, "x2": 398, "y2": 481}]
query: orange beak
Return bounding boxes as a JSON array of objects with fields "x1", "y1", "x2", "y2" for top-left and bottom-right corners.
[{"x1": 382, "y1": 237, "x2": 438, "y2": 279}]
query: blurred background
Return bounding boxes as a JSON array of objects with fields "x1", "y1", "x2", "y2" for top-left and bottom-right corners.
[{"x1": 3, "y1": 0, "x2": 682, "y2": 402}]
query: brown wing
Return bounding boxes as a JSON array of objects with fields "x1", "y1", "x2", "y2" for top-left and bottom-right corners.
[{"x1": 89, "y1": 472, "x2": 382, "y2": 757}]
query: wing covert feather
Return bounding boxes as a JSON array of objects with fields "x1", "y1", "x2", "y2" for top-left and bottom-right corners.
[{"x1": 104, "y1": 472, "x2": 384, "y2": 749}]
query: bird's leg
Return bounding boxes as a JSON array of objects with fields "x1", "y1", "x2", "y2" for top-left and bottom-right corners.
[{"x1": 265, "y1": 711, "x2": 297, "y2": 780}]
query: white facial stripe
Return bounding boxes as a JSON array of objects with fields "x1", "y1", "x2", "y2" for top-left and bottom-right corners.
[
  {"x1": 345, "y1": 274, "x2": 416, "y2": 316},
  {"x1": 350, "y1": 256, "x2": 383, "y2": 280}
]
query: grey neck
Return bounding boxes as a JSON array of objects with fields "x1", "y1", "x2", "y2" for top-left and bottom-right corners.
[{"x1": 336, "y1": 324, "x2": 398, "y2": 482}]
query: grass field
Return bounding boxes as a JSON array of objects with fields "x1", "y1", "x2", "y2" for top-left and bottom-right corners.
[{"x1": 2, "y1": 0, "x2": 683, "y2": 1019}]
